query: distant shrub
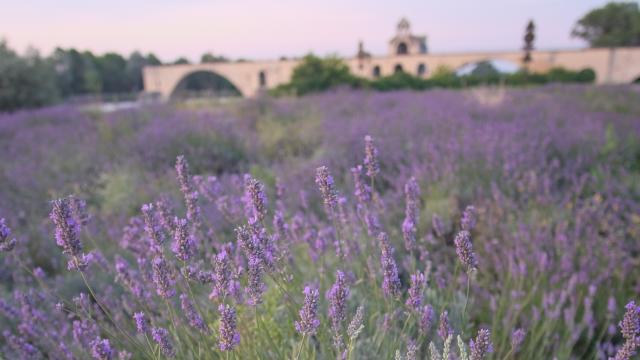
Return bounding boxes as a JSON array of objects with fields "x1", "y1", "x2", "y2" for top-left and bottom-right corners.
[{"x1": 270, "y1": 54, "x2": 365, "y2": 96}]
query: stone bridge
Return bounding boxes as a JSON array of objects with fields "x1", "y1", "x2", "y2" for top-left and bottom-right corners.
[{"x1": 143, "y1": 47, "x2": 640, "y2": 99}]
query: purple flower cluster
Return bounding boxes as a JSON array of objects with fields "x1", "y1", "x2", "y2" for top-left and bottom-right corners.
[
  {"x1": 363, "y1": 135, "x2": 379, "y2": 179},
  {"x1": 402, "y1": 177, "x2": 420, "y2": 251},
  {"x1": 295, "y1": 285, "x2": 321, "y2": 336},
  {"x1": 151, "y1": 327, "x2": 176, "y2": 357},
  {"x1": 0, "y1": 218, "x2": 16, "y2": 252},
  {"x1": 454, "y1": 230, "x2": 478, "y2": 274},
  {"x1": 50, "y1": 197, "x2": 90, "y2": 271},
  {"x1": 218, "y1": 304, "x2": 240, "y2": 351},
  {"x1": 151, "y1": 256, "x2": 175, "y2": 298},
  {"x1": 406, "y1": 271, "x2": 425, "y2": 311},
  {"x1": 171, "y1": 217, "x2": 195, "y2": 261},
  {"x1": 612, "y1": 301, "x2": 640, "y2": 360},
  {"x1": 470, "y1": 329, "x2": 493, "y2": 360},
  {"x1": 180, "y1": 294, "x2": 208, "y2": 334},
  {"x1": 378, "y1": 232, "x2": 401, "y2": 298}
]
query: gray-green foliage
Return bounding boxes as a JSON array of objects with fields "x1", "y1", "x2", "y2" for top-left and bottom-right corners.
[{"x1": 0, "y1": 40, "x2": 58, "y2": 111}]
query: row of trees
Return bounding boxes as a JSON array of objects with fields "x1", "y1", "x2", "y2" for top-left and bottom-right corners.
[
  {"x1": 0, "y1": 41, "x2": 234, "y2": 111},
  {"x1": 269, "y1": 55, "x2": 596, "y2": 96}
]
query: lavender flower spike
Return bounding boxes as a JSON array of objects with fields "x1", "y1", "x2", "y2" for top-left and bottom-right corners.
[
  {"x1": 378, "y1": 232, "x2": 401, "y2": 298},
  {"x1": 245, "y1": 176, "x2": 268, "y2": 223},
  {"x1": 511, "y1": 328, "x2": 526, "y2": 353},
  {"x1": 327, "y1": 270, "x2": 350, "y2": 350},
  {"x1": 461, "y1": 205, "x2": 477, "y2": 231},
  {"x1": 316, "y1": 166, "x2": 338, "y2": 216},
  {"x1": 612, "y1": 301, "x2": 640, "y2": 360},
  {"x1": 171, "y1": 217, "x2": 195, "y2": 261},
  {"x1": 295, "y1": 285, "x2": 321, "y2": 336},
  {"x1": 438, "y1": 310, "x2": 452, "y2": 340},
  {"x1": 454, "y1": 230, "x2": 478, "y2": 274},
  {"x1": 363, "y1": 135, "x2": 380, "y2": 179},
  {"x1": 218, "y1": 304, "x2": 240, "y2": 351},
  {"x1": 175, "y1": 155, "x2": 200, "y2": 227},
  {"x1": 402, "y1": 177, "x2": 420, "y2": 251},
  {"x1": 50, "y1": 197, "x2": 89, "y2": 271},
  {"x1": 90, "y1": 337, "x2": 113, "y2": 360},
  {"x1": 419, "y1": 305, "x2": 435, "y2": 334},
  {"x1": 151, "y1": 256, "x2": 175, "y2": 298},
  {"x1": 328, "y1": 270, "x2": 350, "y2": 327},
  {"x1": 470, "y1": 329, "x2": 493, "y2": 360},
  {"x1": 0, "y1": 218, "x2": 16, "y2": 252},
  {"x1": 210, "y1": 250, "x2": 232, "y2": 299},
  {"x1": 406, "y1": 271, "x2": 425, "y2": 311},
  {"x1": 151, "y1": 327, "x2": 176, "y2": 357},
  {"x1": 133, "y1": 312, "x2": 149, "y2": 334},
  {"x1": 180, "y1": 294, "x2": 208, "y2": 334}
]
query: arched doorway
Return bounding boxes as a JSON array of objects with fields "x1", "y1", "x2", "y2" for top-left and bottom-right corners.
[
  {"x1": 394, "y1": 64, "x2": 404, "y2": 74},
  {"x1": 170, "y1": 70, "x2": 242, "y2": 99},
  {"x1": 397, "y1": 42, "x2": 408, "y2": 55},
  {"x1": 417, "y1": 63, "x2": 427, "y2": 76},
  {"x1": 372, "y1": 65, "x2": 381, "y2": 78}
]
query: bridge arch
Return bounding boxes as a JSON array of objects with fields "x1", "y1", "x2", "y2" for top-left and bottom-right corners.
[{"x1": 169, "y1": 69, "x2": 243, "y2": 99}]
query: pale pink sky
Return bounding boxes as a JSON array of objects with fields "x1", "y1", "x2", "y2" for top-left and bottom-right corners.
[{"x1": 1, "y1": 0, "x2": 614, "y2": 62}]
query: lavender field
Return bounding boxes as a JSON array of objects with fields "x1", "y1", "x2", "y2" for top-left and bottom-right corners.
[{"x1": 1, "y1": 85, "x2": 640, "y2": 359}]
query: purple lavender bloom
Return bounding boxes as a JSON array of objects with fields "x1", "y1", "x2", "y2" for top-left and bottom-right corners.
[
  {"x1": 316, "y1": 166, "x2": 338, "y2": 216},
  {"x1": 3, "y1": 330, "x2": 40, "y2": 358},
  {"x1": 141, "y1": 203, "x2": 164, "y2": 251},
  {"x1": 470, "y1": 329, "x2": 493, "y2": 360},
  {"x1": 351, "y1": 166, "x2": 371, "y2": 205},
  {"x1": 0, "y1": 218, "x2": 17, "y2": 252},
  {"x1": 210, "y1": 250, "x2": 232, "y2": 299},
  {"x1": 245, "y1": 176, "x2": 267, "y2": 223},
  {"x1": 245, "y1": 255, "x2": 265, "y2": 306},
  {"x1": 51, "y1": 197, "x2": 89, "y2": 271},
  {"x1": 90, "y1": 337, "x2": 113, "y2": 360},
  {"x1": 454, "y1": 230, "x2": 478, "y2": 273},
  {"x1": 438, "y1": 310, "x2": 452, "y2": 340},
  {"x1": 402, "y1": 177, "x2": 420, "y2": 251},
  {"x1": 180, "y1": 294, "x2": 208, "y2": 333},
  {"x1": 419, "y1": 305, "x2": 434, "y2": 334},
  {"x1": 511, "y1": 328, "x2": 526, "y2": 352},
  {"x1": 218, "y1": 304, "x2": 240, "y2": 351},
  {"x1": 171, "y1": 217, "x2": 195, "y2": 262},
  {"x1": 378, "y1": 232, "x2": 401, "y2": 298},
  {"x1": 175, "y1": 155, "x2": 200, "y2": 227},
  {"x1": 115, "y1": 256, "x2": 145, "y2": 299},
  {"x1": 151, "y1": 256, "x2": 175, "y2": 298},
  {"x1": 327, "y1": 270, "x2": 350, "y2": 329},
  {"x1": 133, "y1": 312, "x2": 149, "y2": 334},
  {"x1": 155, "y1": 197, "x2": 175, "y2": 233},
  {"x1": 461, "y1": 205, "x2": 477, "y2": 231},
  {"x1": 151, "y1": 327, "x2": 176, "y2": 357},
  {"x1": 363, "y1": 135, "x2": 380, "y2": 179},
  {"x1": 406, "y1": 271, "x2": 425, "y2": 311},
  {"x1": 431, "y1": 214, "x2": 445, "y2": 238},
  {"x1": 295, "y1": 285, "x2": 321, "y2": 336},
  {"x1": 612, "y1": 301, "x2": 640, "y2": 360}
]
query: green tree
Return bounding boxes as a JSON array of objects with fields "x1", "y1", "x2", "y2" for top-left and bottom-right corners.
[
  {"x1": 51, "y1": 48, "x2": 101, "y2": 96},
  {"x1": 523, "y1": 20, "x2": 535, "y2": 64},
  {"x1": 96, "y1": 52, "x2": 129, "y2": 93},
  {"x1": 200, "y1": 52, "x2": 228, "y2": 63},
  {"x1": 572, "y1": 2, "x2": 640, "y2": 47},
  {"x1": 173, "y1": 57, "x2": 191, "y2": 65},
  {"x1": 0, "y1": 41, "x2": 58, "y2": 111},
  {"x1": 277, "y1": 54, "x2": 361, "y2": 95}
]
